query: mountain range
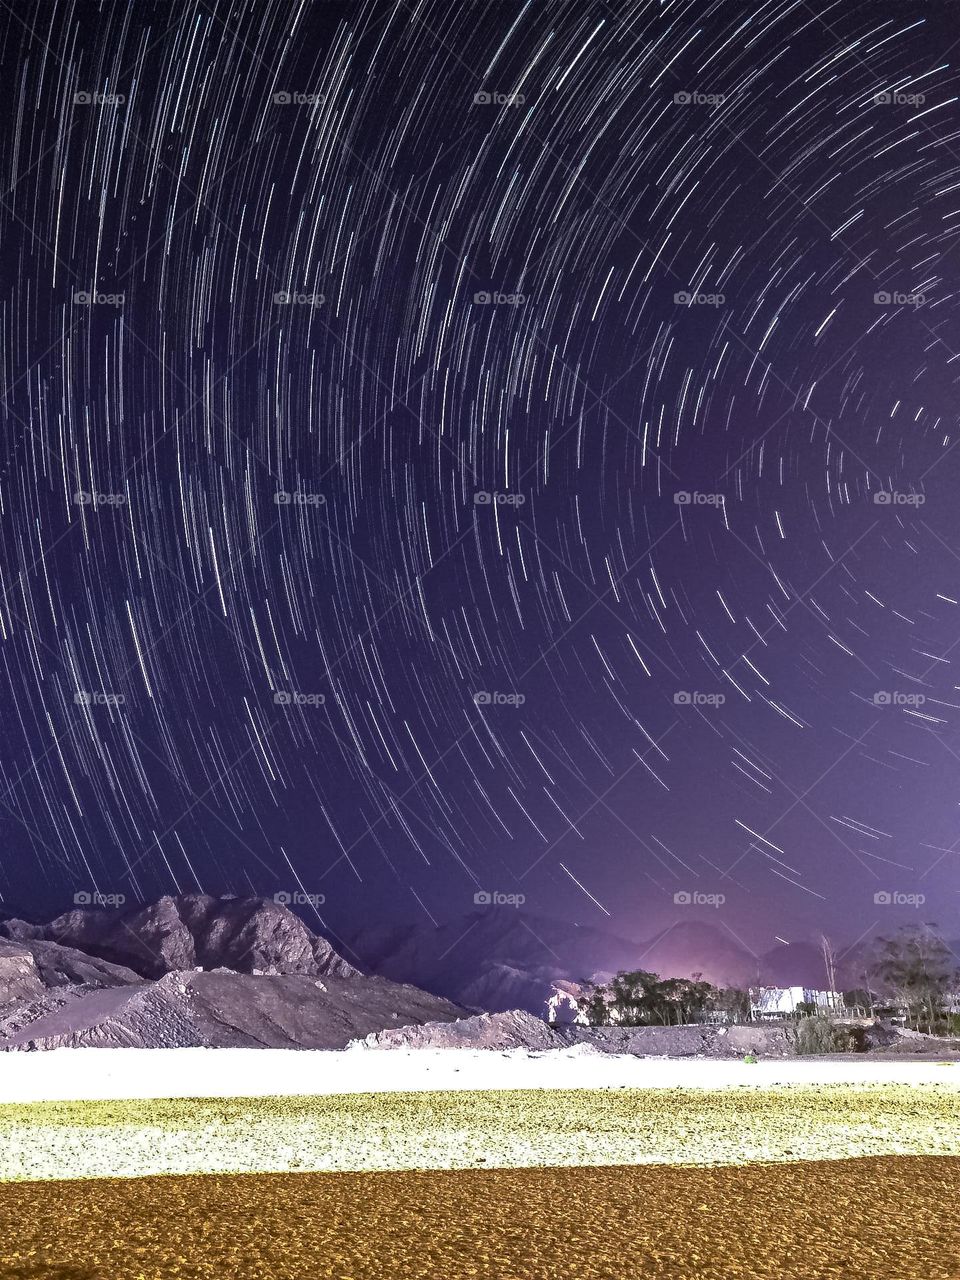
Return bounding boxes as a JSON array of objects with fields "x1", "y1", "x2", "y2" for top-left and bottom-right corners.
[
  {"x1": 351, "y1": 909, "x2": 895, "y2": 1014},
  {"x1": 0, "y1": 893, "x2": 935, "y2": 1047},
  {"x1": 0, "y1": 894, "x2": 461, "y2": 1049}
]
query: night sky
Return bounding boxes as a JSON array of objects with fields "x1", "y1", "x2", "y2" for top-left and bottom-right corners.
[{"x1": 0, "y1": 0, "x2": 958, "y2": 953}]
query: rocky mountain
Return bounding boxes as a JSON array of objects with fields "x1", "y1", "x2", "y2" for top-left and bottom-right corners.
[
  {"x1": 351, "y1": 908, "x2": 642, "y2": 1015},
  {"x1": 1, "y1": 968, "x2": 462, "y2": 1051},
  {"x1": 0, "y1": 895, "x2": 463, "y2": 1050},
  {"x1": 350, "y1": 910, "x2": 897, "y2": 1013},
  {"x1": 1, "y1": 893, "x2": 358, "y2": 981}
]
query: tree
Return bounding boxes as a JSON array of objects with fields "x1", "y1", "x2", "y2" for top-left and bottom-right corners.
[
  {"x1": 869, "y1": 924, "x2": 958, "y2": 1032},
  {"x1": 578, "y1": 969, "x2": 731, "y2": 1026},
  {"x1": 795, "y1": 1000, "x2": 816, "y2": 1019},
  {"x1": 712, "y1": 986, "x2": 750, "y2": 1022},
  {"x1": 842, "y1": 988, "x2": 872, "y2": 1017}
]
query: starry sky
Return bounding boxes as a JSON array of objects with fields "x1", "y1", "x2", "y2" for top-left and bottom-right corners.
[{"x1": 0, "y1": 0, "x2": 959, "y2": 952}]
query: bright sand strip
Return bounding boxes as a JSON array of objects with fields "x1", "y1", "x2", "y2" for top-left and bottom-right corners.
[
  {"x1": 3, "y1": 1043, "x2": 960, "y2": 1103},
  {"x1": 1, "y1": 1048, "x2": 960, "y2": 1182}
]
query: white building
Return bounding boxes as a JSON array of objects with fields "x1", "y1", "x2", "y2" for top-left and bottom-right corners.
[{"x1": 750, "y1": 986, "x2": 844, "y2": 1020}]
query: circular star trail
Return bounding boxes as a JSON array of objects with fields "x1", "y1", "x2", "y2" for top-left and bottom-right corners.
[{"x1": 0, "y1": 0, "x2": 958, "y2": 947}]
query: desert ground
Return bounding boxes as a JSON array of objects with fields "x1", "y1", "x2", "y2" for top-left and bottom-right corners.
[{"x1": 1, "y1": 1049, "x2": 959, "y2": 1278}]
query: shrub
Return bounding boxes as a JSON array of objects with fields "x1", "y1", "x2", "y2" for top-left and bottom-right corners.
[{"x1": 794, "y1": 1017, "x2": 866, "y2": 1055}]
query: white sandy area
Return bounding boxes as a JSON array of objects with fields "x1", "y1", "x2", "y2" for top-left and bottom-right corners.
[{"x1": 2, "y1": 1044, "x2": 960, "y2": 1104}]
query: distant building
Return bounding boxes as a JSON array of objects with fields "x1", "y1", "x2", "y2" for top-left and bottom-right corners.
[{"x1": 750, "y1": 986, "x2": 843, "y2": 1020}]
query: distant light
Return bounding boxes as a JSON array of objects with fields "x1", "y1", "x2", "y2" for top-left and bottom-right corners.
[{"x1": 774, "y1": 936, "x2": 789, "y2": 945}]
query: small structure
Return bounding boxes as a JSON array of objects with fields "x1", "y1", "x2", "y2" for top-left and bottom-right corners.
[
  {"x1": 545, "y1": 983, "x2": 590, "y2": 1025},
  {"x1": 750, "y1": 986, "x2": 843, "y2": 1020}
]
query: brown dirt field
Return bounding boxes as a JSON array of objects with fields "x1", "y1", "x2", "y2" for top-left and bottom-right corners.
[{"x1": 0, "y1": 1156, "x2": 957, "y2": 1279}]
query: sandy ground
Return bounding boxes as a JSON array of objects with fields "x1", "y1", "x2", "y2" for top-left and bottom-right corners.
[
  {"x1": 2, "y1": 1082, "x2": 960, "y2": 1181},
  {"x1": 0, "y1": 1157, "x2": 958, "y2": 1279},
  {"x1": 2, "y1": 1044, "x2": 960, "y2": 1103}
]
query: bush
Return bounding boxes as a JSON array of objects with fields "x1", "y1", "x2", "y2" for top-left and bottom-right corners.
[{"x1": 794, "y1": 1017, "x2": 866, "y2": 1055}]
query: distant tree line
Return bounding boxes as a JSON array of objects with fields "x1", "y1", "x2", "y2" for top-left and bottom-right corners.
[
  {"x1": 578, "y1": 969, "x2": 748, "y2": 1027},
  {"x1": 579, "y1": 924, "x2": 960, "y2": 1034}
]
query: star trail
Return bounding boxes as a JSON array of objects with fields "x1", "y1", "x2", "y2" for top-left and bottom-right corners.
[{"x1": 1, "y1": 0, "x2": 959, "y2": 949}]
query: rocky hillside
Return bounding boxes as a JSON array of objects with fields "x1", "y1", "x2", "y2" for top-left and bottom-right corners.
[
  {"x1": 0, "y1": 895, "x2": 463, "y2": 1050},
  {"x1": 2, "y1": 968, "x2": 463, "y2": 1051},
  {"x1": 1, "y1": 893, "x2": 358, "y2": 980}
]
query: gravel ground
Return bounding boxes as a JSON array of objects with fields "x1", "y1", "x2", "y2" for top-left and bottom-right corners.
[
  {"x1": 2, "y1": 1083, "x2": 960, "y2": 1181},
  {"x1": 1, "y1": 1157, "x2": 959, "y2": 1279}
]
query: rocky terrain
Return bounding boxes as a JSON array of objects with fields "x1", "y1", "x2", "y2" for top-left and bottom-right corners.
[
  {"x1": 353, "y1": 1008, "x2": 801, "y2": 1057},
  {"x1": 0, "y1": 896, "x2": 462, "y2": 1050},
  {"x1": 1, "y1": 892, "x2": 358, "y2": 980},
  {"x1": 353, "y1": 1006, "x2": 960, "y2": 1059}
]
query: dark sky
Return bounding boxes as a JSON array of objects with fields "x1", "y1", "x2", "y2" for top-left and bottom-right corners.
[{"x1": 0, "y1": 0, "x2": 958, "y2": 953}]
